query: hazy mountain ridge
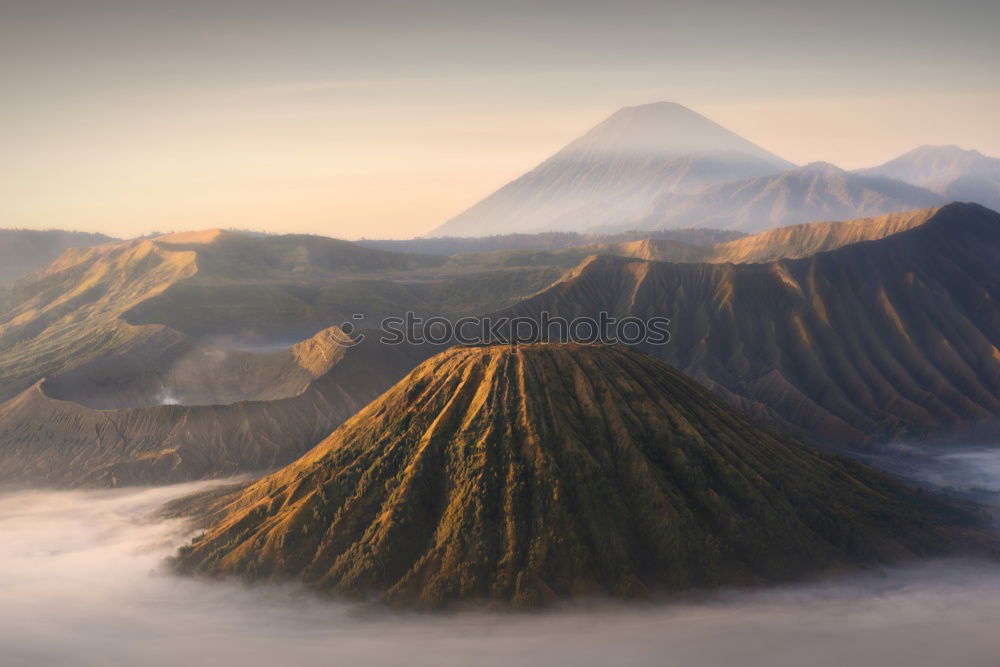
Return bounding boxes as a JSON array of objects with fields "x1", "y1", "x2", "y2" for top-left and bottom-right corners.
[
  {"x1": 623, "y1": 162, "x2": 946, "y2": 233},
  {"x1": 501, "y1": 203, "x2": 1000, "y2": 445},
  {"x1": 374, "y1": 205, "x2": 964, "y2": 266},
  {"x1": 705, "y1": 206, "x2": 945, "y2": 263},
  {"x1": 0, "y1": 230, "x2": 567, "y2": 403},
  {"x1": 173, "y1": 344, "x2": 986, "y2": 608},
  {"x1": 0, "y1": 230, "x2": 581, "y2": 487},
  {"x1": 359, "y1": 227, "x2": 745, "y2": 255},
  {"x1": 425, "y1": 102, "x2": 995, "y2": 237},
  {"x1": 430, "y1": 102, "x2": 794, "y2": 237},
  {"x1": 1, "y1": 204, "x2": 996, "y2": 488},
  {"x1": 859, "y1": 145, "x2": 1000, "y2": 211},
  {"x1": 0, "y1": 228, "x2": 115, "y2": 285}
]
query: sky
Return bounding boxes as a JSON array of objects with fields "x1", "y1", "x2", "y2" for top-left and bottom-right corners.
[{"x1": 1, "y1": 0, "x2": 998, "y2": 239}]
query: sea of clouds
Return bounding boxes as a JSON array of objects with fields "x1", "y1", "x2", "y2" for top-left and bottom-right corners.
[{"x1": 1, "y1": 447, "x2": 999, "y2": 667}]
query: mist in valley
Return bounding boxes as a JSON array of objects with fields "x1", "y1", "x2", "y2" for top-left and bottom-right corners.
[{"x1": 3, "y1": 447, "x2": 1000, "y2": 667}]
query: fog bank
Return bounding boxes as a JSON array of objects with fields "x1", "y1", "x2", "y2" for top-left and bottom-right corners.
[{"x1": 2, "y1": 466, "x2": 1000, "y2": 666}]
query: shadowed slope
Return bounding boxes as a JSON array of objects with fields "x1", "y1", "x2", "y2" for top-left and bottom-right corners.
[
  {"x1": 0, "y1": 333, "x2": 433, "y2": 487},
  {"x1": 503, "y1": 203, "x2": 1000, "y2": 444},
  {"x1": 174, "y1": 344, "x2": 984, "y2": 608},
  {"x1": 42, "y1": 326, "x2": 353, "y2": 409}
]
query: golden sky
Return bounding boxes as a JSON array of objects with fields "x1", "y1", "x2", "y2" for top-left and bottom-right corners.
[{"x1": 2, "y1": 1, "x2": 998, "y2": 239}]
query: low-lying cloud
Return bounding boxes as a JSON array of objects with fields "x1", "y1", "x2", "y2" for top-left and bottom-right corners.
[{"x1": 2, "y1": 456, "x2": 1000, "y2": 667}]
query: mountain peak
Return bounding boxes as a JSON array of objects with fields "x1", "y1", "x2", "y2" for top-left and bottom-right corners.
[
  {"x1": 605, "y1": 101, "x2": 698, "y2": 123},
  {"x1": 154, "y1": 229, "x2": 228, "y2": 245},
  {"x1": 428, "y1": 102, "x2": 794, "y2": 237},
  {"x1": 174, "y1": 343, "x2": 979, "y2": 608},
  {"x1": 798, "y1": 161, "x2": 844, "y2": 174},
  {"x1": 564, "y1": 102, "x2": 791, "y2": 164},
  {"x1": 907, "y1": 144, "x2": 986, "y2": 159},
  {"x1": 860, "y1": 145, "x2": 1000, "y2": 210}
]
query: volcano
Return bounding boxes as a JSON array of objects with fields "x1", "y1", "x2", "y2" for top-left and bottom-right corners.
[
  {"x1": 627, "y1": 162, "x2": 945, "y2": 233},
  {"x1": 175, "y1": 344, "x2": 982, "y2": 608},
  {"x1": 860, "y1": 145, "x2": 1000, "y2": 211},
  {"x1": 429, "y1": 102, "x2": 793, "y2": 237}
]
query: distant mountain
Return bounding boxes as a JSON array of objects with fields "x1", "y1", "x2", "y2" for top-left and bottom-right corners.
[
  {"x1": 369, "y1": 208, "x2": 957, "y2": 266},
  {"x1": 706, "y1": 206, "x2": 944, "y2": 263},
  {"x1": 596, "y1": 207, "x2": 953, "y2": 264},
  {"x1": 0, "y1": 229, "x2": 114, "y2": 284},
  {"x1": 859, "y1": 145, "x2": 1000, "y2": 211},
  {"x1": 0, "y1": 229, "x2": 587, "y2": 487},
  {"x1": 174, "y1": 344, "x2": 985, "y2": 608},
  {"x1": 449, "y1": 207, "x2": 956, "y2": 265},
  {"x1": 429, "y1": 102, "x2": 793, "y2": 237},
  {"x1": 625, "y1": 162, "x2": 946, "y2": 233},
  {"x1": 359, "y1": 227, "x2": 745, "y2": 256},
  {"x1": 502, "y1": 203, "x2": 1000, "y2": 445},
  {"x1": 0, "y1": 229, "x2": 565, "y2": 404},
  {"x1": 593, "y1": 238, "x2": 712, "y2": 262}
]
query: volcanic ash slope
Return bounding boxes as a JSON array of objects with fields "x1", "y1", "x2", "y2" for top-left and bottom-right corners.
[{"x1": 175, "y1": 344, "x2": 986, "y2": 608}]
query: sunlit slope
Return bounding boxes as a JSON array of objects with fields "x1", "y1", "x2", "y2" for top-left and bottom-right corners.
[
  {"x1": 590, "y1": 206, "x2": 962, "y2": 265},
  {"x1": 706, "y1": 207, "x2": 944, "y2": 263},
  {"x1": 590, "y1": 238, "x2": 713, "y2": 262},
  {"x1": 0, "y1": 332, "x2": 432, "y2": 487},
  {"x1": 0, "y1": 230, "x2": 565, "y2": 402},
  {"x1": 124, "y1": 231, "x2": 566, "y2": 336},
  {"x1": 174, "y1": 344, "x2": 983, "y2": 608},
  {"x1": 0, "y1": 239, "x2": 200, "y2": 402},
  {"x1": 6, "y1": 208, "x2": 934, "y2": 407},
  {"x1": 502, "y1": 203, "x2": 1000, "y2": 444}
]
